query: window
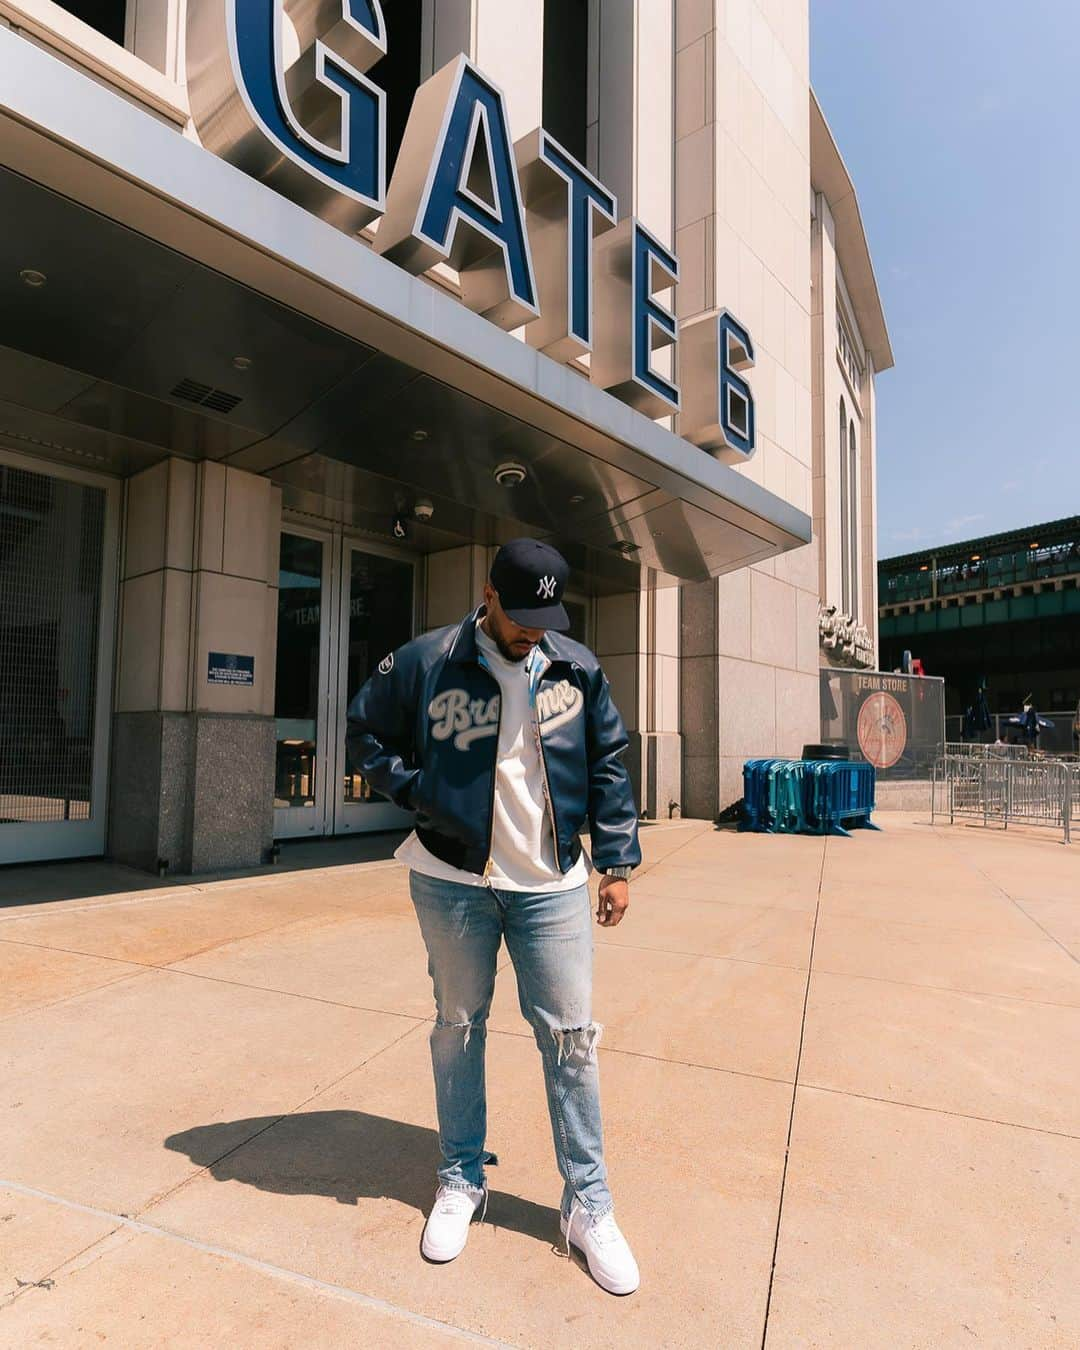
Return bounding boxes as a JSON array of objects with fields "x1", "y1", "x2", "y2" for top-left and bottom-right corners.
[
  {"x1": 57, "y1": 0, "x2": 126, "y2": 44},
  {"x1": 0, "y1": 464, "x2": 106, "y2": 826},
  {"x1": 836, "y1": 310, "x2": 862, "y2": 390},
  {"x1": 849, "y1": 421, "x2": 859, "y2": 621},
  {"x1": 836, "y1": 399, "x2": 861, "y2": 621},
  {"x1": 368, "y1": 0, "x2": 423, "y2": 178},
  {"x1": 543, "y1": 0, "x2": 589, "y2": 163},
  {"x1": 839, "y1": 399, "x2": 850, "y2": 615}
]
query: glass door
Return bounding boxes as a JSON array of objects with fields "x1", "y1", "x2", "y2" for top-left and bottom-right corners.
[
  {"x1": 0, "y1": 452, "x2": 119, "y2": 864},
  {"x1": 332, "y1": 541, "x2": 418, "y2": 834},
  {"x1": 273, "y1": 528, "x2": 419, "y2": 840},
  {"x1": 273, "y1": 528, "x2": 333, "y2": 838}
]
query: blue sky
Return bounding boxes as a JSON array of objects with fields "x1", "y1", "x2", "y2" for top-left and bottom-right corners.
[{"x1": 810, "y1": 1, "x2": 1080, "y2": 559}]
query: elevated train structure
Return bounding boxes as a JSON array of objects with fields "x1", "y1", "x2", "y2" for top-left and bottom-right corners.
[{"x1": 878, "y1": 516, "x2": 1080, "y2": 727}]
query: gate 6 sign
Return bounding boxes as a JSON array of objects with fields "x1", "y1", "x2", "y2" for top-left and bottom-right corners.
[{"x1": 186, "y1": 0, "x2": 755, "y2": 455}]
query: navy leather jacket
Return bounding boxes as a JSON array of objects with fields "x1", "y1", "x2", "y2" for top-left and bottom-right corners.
[{"x1": 345, "y1": 607, "x2": 641, "y2": 877}]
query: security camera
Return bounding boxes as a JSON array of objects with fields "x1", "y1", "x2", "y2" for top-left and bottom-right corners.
[{"x1": 414, "y1": 499, "x2": 435, "y2": 521}]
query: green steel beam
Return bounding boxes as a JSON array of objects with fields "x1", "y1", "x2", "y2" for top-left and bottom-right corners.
[{"x1": 880, "y1": 586, "x2": 1080, "y2": 639}]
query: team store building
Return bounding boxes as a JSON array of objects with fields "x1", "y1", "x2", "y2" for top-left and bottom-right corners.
[{"x1": 0, "y1": 0, "x2": 891, "y2": 872}]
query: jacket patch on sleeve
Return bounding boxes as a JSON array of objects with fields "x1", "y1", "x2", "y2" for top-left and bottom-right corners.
[{"x1": 378, "y1": 653, "x2": 394, "y2": 675}]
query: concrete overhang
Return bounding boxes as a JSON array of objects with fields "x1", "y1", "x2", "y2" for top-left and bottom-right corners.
[
  {"x1": 810, "y1": 89, "x2": 894, "y2": 373},
  {"x1": 0, "y1": 29, "x2": 811, "y2": 588}
]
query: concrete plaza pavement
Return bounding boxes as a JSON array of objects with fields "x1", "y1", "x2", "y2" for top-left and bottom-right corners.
[{"x1": 0, "y1": 814, "x2": 1077, "y2": 1347}]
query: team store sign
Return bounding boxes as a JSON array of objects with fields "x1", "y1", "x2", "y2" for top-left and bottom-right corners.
[{"x1": 186, "y1": 0, "x2": 755, "y2": 458}]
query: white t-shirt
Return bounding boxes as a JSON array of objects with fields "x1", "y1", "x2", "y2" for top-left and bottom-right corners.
[{"x1": 395, "y1": 622, "x2": 591, "y2": 892}]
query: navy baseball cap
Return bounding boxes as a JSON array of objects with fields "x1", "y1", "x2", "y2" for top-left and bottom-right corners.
[{"x1": 490, "y1": 538, "x2": 571, "y2": 631}]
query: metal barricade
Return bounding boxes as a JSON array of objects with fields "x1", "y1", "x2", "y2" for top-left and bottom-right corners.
[
  {"x1": 943, "y1": 742, "x2": 1032, "y2": 761},
  {"x1": 933, "y1": 755, "x2": 1073, "y2": 843},
  {"x1": 1007, "y1": 760, "x2": 1070, "y2": 838}
]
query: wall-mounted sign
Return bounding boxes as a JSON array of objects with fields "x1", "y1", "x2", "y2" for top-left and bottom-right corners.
[
  {"x1": 820, "y1": 670, "x2": 945, "y2": 781},
  {"x1": 681, "y1": 310, "x2": 756, "y2": 456},
  {"x1": 208, "y1": 652, "x2": 255, "y2": 686},
  {"x1": 186, "y1": 0, "x2": 755, "y2": 458}
]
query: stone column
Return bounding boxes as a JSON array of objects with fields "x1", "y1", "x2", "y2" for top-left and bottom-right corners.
[
  {"x1": 423, "y1": 544, "x2": 490, "y2": 630},
  {"x1": 595, "y1": 590, "x2": 645, "y2": 814},
  {"x1": 109, "y1": 458, "x2": 281, "y2": 873},
  {"x1": 591, "y1": 1, "x2": 680, "y2": 820},
  {"x1": 676, "y1": 0, "x2": 819, "y2": 818},
  {"x1": 861, "y1": 357, "x2": 880, "y2": 663},
  {"x1": 422, "y1": 0, "x2": 543, "y2": 135},
  {"x1": 813, "y1": 191, "x2": 843, "y2": 612},
  {"x1": 679, "y1": 576, "x2": 720, "y2": 815}
]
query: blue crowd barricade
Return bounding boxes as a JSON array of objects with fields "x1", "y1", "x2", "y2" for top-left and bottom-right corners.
[
  {"x1": 803, "y1": 761, "x2": 878, "y2": 836},
  {"x1": 741, "y1": 758, "x2": 878, "y2": 836},
  {"x1": 769, "y1": 760, "x2": 808, "y2": 833},
  {"x1": 740, "y1": 758, "x2": 777, "y2": 831},
  {"x1": 740, "y1": 757, "x2": 808, "y2": 834}
]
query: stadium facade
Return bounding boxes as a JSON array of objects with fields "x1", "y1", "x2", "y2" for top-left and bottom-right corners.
[{"x1": 0, "y1": 0, "x2": 890, "y2": 870}]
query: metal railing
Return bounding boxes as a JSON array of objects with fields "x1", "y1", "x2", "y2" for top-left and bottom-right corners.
[
  {"x1": 943, "y1": 741, "x2": 1033, "y2": 761},
  {"x1": 882, "y1": 539, "x2": 1080, "y2": 603},
  {"x1": 944, "y1": 715, "x2": 1080, "y2": 757},
  {"x1": 932, "y1": 754, "x2": 1076, "y2": 842},
  {"x1": 943, "y1": 739, "x2": 1079, "y2": 765}
]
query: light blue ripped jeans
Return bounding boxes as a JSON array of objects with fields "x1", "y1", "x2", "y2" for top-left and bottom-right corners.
[{"x1": 409, "y1": 870, "x2": 612, "y2": 1221}]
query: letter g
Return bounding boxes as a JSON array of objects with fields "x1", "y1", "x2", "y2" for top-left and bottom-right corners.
[{"x1": 187, "y1": 0, "x2": 388, "y2": 230}]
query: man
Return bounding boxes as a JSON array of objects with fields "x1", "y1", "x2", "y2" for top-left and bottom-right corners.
[{"x1": 346, "y1": 538, "x2": 641, "y2": 1295}]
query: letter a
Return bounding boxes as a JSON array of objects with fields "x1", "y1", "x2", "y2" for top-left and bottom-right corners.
[{"x1": 376, "y1": 56, "x2": 539, "y2": 330}]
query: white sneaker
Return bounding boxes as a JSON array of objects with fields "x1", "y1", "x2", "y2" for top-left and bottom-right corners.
[
  {"x1": 560, "y1": 1203, "x2": 640, "y2": 1295},
  {"x1": 421, "y1": 1184, "x2": 487, "y2": 1262}
]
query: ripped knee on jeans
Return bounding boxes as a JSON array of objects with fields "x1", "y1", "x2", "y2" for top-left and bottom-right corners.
[
  {"x1": 435, "y1": 1015, "x2": 486, "y2": 1051},
  {"x1": 551, "y1": 1022, "x2": 603, "y2": 1066}
]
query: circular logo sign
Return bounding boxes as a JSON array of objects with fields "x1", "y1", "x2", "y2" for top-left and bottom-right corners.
[{"x1": 857, "y1": 691, "x2": 907, "y2": 769}]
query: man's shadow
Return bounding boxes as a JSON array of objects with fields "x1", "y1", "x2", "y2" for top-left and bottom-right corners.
[{"x1": 164, "y1": 1110, "x2": 560, "y2": 1246}]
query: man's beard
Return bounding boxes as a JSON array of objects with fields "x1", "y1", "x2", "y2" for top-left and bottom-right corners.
[
  {"x1": 492, "y1": 629, "x2": 533, "y2": 663},
  {"x1": 481, "y1": 610, "x2": 536, "y2": 663}
]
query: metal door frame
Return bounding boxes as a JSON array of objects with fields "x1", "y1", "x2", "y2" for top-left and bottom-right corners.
[
  {"x1": 0, "y1": 444, "x2": 120, "y2": 864},
  {"x1": 273, "y1": 520, "x2": 335, "y2": 840},
  {"x1": 329, "y1": 532, "x2": 422, "y2": 835}
]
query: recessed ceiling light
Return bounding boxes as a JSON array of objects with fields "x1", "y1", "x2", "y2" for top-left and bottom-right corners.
[
  {"x1": 19, "y1": 269, "x2": 46, "y2": 288},
  {"x1": 412, "y1": 429, "x2": 429, "y2": 442},
  {"x1": 494, "y1": 461, "x2": 527, "y2": 487},
  {"x1": 232, "y1": 355, "x2": 253, "y2": 371},
  {"x1": 569, "y1": 494, "x2": 585, "y2": 504}
]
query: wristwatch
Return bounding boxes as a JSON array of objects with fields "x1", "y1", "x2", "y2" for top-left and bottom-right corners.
[{"x1": 603, "y1": 866, "x2": 633, "y2": 880}]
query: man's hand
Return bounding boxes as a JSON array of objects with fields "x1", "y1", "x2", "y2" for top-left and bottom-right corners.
[{"x1": 596, "y1": 875, "x2": 630, "y2": 927}]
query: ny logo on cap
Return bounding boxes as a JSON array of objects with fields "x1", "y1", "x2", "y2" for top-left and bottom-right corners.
[{"x1": 537, "y1": 575, "x2": 557, "y2": 600}]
